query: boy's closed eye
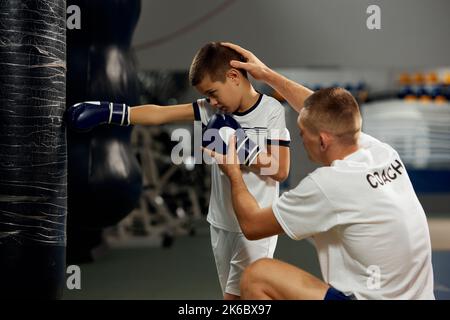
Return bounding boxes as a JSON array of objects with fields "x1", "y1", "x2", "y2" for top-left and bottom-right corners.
[{"x1": 206, "y1": 89, "x2": 217, "y2": 98}]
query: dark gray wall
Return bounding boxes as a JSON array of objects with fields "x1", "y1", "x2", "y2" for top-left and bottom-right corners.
[{"x1": 132, "y1": 0, "x2": 450, "y2": 70}]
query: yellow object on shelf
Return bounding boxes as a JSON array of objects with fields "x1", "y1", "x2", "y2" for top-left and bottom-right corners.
[
  {"x1": 435, "y1": 96, "x2": 447, "y2": 105},
  {"x1": 426, "y1": 72, "x2": 439, "y2": 84},
  {"x1": 399, "y1": 73, "x2": 411, "y2": 85},
  {"x1": 413, "y1": 72, "x2": 425, "y2": 85},
  {"x1": 419, "y1": 96, "x2": 432, "y2": 104},
  {"x1": 444, "y1": 73, "x2": 450, "y2": 85}
]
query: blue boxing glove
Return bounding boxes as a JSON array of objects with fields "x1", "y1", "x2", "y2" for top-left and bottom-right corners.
[
  {"x1": 65, "y1": 101, "x2": 130, "y2": 131},
  {"x1": 203, "y1": 112, "x2": 261, "y2": 166}
]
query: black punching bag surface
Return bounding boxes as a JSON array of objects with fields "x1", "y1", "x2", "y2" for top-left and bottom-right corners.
[
  {"x1": 0, "y1": 1, "x2": 67, "y2": 299},
  {"x1": 66, "y1": 0, "x2": 142, "y2": 263}
]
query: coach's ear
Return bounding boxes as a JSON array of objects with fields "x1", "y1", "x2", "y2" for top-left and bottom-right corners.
[{"x1": 319, "y1": 131, "x2": 333, "y2": 152}]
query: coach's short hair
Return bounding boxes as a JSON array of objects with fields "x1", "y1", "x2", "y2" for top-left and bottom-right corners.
[
  {"x1": 189, "y1": 42, "x2": 248, "y2": 86},
  {"x1": 300, "y1": 87, "x2": 362, "y2": 145}
]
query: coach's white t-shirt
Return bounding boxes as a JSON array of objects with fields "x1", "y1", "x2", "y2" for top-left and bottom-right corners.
[
  {"x1": 193, "y1": 94, "x2": 290, "y2": 232},
  {"x1": 272, "y1": 133, "x2": 434, "y2": 300}
]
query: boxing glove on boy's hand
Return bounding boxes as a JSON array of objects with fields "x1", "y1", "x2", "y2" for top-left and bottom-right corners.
[
  {"x1": 65, "y1": 101, "x2": 130, "y2": 131},
  {"x1": 202, "y1": 112, "x2": 261, "y2": 166}
]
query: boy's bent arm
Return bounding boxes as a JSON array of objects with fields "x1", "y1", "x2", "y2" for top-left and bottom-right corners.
[
  {"x1": 250, "y1": 145, "x2": 290, "y2": 182},
  {"x1": 129, "y1": 103, "x2": 195, "y2": 125}
]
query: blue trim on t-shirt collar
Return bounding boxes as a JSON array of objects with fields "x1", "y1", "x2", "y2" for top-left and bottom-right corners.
[{"x1": 192, "y1": 101, "x2": 201, "y2": 121}]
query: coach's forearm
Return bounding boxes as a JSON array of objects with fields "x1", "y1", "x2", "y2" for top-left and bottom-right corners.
[
  {"x1": 263, "y1": 68, "x2": 314, "y2": 113},
  {"x1": 228, "y1": 171, "x2": 261, "y2": 235}
]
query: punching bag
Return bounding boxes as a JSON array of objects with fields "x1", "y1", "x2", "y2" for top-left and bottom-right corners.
[
  {"x1": 0, "y1": 1, "x2": 67, "y2": 298},
  {"x1": 66, "y1": 0, "x2": 142, "y2": 263}
]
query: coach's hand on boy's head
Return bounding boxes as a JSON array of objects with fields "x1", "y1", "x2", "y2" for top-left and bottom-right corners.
[
  {"x1": 221, "y1": 42, "x2": 269, "y2": 81},
  {"x1": 202, "y1": 135, "x2": 242, "y2": 177}
]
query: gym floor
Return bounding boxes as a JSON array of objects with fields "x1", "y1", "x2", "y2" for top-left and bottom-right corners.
[
  {"x1": 63, "y1": 216, "x2": 450, "y2": 300},
  {"x1": 62, "y1": 220, "x2": 320, "y2": 300}
]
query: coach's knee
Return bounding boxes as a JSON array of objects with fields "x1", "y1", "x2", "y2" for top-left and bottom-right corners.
[{"x1": 240, "y1": 258, "x2": 273, "y2": 296}]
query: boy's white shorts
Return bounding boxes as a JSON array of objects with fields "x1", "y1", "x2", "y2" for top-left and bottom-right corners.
[{"x1": 210, "y1": 225, "x2": 278, "y2": 296}]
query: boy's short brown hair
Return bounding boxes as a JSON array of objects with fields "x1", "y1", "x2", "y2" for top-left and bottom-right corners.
[
  {"x1": 189, "y1": 42, "x2": 248, "y2": 86},
  {"x1": 301, "y1": 87, "x2": 362, "y2": 145}
]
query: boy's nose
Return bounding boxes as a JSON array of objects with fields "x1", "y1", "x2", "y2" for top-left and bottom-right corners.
[{"x1": 209, "y1": 97, "x2": 219, "y2": 106}]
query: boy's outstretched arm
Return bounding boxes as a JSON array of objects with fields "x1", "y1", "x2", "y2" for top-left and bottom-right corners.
[
  {"x1": 221, "y1": 42, "x2": 313, "y2": 114},
  {"x1": 130, "y1": 103, "x2": 194, "y2": 125},
  {"x1": 65, "y1": 100, "x2": 195, "y2": 131}
]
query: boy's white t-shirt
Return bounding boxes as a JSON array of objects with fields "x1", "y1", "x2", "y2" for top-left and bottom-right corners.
[
  {"x1": 193, "y1": 94, "x2": 291, "y2": 232},
  {"x1": 272, "y1": 133, "x2": 435, "y2": 300}
]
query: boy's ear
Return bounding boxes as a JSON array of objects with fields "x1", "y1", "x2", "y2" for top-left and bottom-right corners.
[{"x1": 226, "y1": 68, "x2": 241, "y2": 83}]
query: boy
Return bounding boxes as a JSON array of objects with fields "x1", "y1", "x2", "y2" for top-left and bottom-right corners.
[{"x1": 66, "y1": 42, "x2": 291, "y2": 299}]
